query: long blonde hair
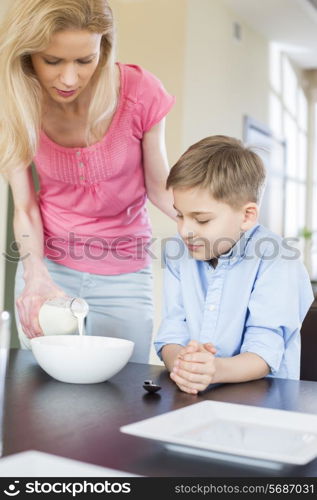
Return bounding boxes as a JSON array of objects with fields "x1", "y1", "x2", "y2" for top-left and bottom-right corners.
[{"x1": 0, "y1": 0, "x2": 117, "y2": 175}]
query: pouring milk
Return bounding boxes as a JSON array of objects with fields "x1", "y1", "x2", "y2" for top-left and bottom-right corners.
[{"x1": 38, "y1": 297, "x2": 89, "y2": 336}]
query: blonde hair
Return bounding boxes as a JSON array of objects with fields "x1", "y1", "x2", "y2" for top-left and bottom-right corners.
[
  {"x1": 167, "y1": 135, "x2": 266, "y2": 209},
  {"x1": 0, "y1": 0, "x2": 117, "y2": 175}
]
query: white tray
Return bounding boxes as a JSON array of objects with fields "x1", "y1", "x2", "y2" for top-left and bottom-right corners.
[{"x1": 121, "y1": 401, "x2": 317, "y2": 470}]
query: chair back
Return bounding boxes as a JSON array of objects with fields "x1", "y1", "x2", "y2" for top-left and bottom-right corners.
[{"x1": 300, "y1": 302, "x2": 317, "y2": 381}]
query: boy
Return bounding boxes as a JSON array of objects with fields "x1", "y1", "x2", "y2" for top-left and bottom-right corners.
[{"x1": 155, "y1": 135, "x2": 314, "y2": 394}]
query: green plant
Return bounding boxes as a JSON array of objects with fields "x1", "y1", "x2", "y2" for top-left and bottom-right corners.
[{"x1": 298, "y1": 227, "x2": 313, "y2": 240}]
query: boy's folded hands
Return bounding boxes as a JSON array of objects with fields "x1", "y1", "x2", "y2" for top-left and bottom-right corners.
[{"x1": 170, "y1": 339, "x2": 217, "y2": 394}]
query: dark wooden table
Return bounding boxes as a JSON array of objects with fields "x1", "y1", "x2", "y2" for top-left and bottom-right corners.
[{"x1": 3, "y1": 350, "x2": 317, "y2": 477}]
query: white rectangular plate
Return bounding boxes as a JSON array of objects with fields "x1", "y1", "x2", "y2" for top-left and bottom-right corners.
[
  {"x1": 0, "y1": 451, "x2": 140, "y2": 477},
  {"x1": 120, "y1": 401, "x2": 317, "y2": 468}
]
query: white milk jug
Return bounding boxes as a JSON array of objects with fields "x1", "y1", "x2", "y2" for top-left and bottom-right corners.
[{"x1": 38, "y1": 297, "x2": 89, "y2": 336}]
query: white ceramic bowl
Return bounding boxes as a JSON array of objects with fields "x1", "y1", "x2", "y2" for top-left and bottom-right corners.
[{"x1": 30, "y1": 335, "x2": 134, "y2": 384}]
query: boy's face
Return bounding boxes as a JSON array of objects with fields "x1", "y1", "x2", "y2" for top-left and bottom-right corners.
[{"x1": 173, "y1": 187, "x2": 257, "y2": 260}]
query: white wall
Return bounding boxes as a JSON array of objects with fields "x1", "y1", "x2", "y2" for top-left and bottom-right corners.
[{"x1": 183, "y1": 0, "x2": 269, "y2": 148}]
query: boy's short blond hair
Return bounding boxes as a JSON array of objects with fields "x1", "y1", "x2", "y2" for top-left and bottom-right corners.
[{"x1": 167, "y1": 135, "x2": 266, "y2": 209}]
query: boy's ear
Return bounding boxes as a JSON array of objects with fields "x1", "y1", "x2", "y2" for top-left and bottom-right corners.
[{"x1": 240, "y1": 203, "x2": 258, "y2": 231}]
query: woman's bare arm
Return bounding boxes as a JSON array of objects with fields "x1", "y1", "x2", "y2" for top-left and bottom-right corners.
[
  {"x1": 142, "y1": 118, "x2": 177, "y2": 221},
  {"x1": 7, "y1": 166, "x2": 65, "y2": 338}
]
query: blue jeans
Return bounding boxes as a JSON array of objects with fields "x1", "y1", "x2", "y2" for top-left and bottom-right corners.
[{"x1": 14, "y1": 258, "x2": 154, "y2": 364}]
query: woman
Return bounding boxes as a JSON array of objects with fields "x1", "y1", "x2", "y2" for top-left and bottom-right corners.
[{"x1": 0, "y1": 0, "x2": 176, "y2": 363}]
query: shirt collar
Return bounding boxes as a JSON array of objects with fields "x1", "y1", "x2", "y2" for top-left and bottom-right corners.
[{"x1": 218, "y1": 223, "x2": 260, "y2": 266}]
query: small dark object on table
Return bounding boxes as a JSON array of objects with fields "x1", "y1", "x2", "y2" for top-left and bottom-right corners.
[{"x1": 143, "y1": 380, "x2": 162, "y2": 393}]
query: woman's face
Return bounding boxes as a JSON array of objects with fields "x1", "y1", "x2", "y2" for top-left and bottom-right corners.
[{"x1": 31, "y1": 30, "x2": 102, "y2": 104}]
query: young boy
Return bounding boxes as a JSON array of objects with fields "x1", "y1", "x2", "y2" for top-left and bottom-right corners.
[{"x1": 155, "y1": 135, "x2": 314, "y2": 394}]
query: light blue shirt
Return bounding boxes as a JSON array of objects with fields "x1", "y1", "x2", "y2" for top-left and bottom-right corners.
[{"x1": 155, "y1": 224, "x2": 314, "y2": 379}]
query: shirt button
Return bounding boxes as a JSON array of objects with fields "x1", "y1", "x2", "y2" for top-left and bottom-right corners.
[
  {"x1": 76, "y1": 151, "x2": 81, "y2": 156},
  {"x1": 79, "y1": 176, "x2": 85, "y2": 181},
  {"x1": 79, "y1": 162, "x2": 84, "y2": 168},
  {"x1": 208, "y1": 304, "x2": 216, "y2": 311}
]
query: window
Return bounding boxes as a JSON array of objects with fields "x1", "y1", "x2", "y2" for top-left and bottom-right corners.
[
  {"x1": 244, "y1": 116, "x2": 286, "y2": 237},
  {"x1": 245, "y1": 46, "x2": 310, "y2": 268},
  {"x1": 268, "y1": 44, "x2": 309, "y2": 264},
  {"x1": 311, "y1": 103, "x2": 317, "y2": 277}
]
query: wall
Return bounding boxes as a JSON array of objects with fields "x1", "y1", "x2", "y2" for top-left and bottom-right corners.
[
  {"x1": 306, "y1": 69, "x2": 317, "y2": 275},
  {"x1": 183, "y1": 0, "x2": 269, "y2": 148}
]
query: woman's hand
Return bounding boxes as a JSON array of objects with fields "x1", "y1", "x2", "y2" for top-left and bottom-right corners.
[
  {"x1": 16, "y1": 275, "x2": 66, "y2": 339},
  {"x1": 170, "y1": 340, "x2": 217, "y2": 394}
]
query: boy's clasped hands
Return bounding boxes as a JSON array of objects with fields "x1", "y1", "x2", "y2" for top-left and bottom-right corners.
[{"x1": 170, "y1": 340, "x2": 217, "y2": 394}]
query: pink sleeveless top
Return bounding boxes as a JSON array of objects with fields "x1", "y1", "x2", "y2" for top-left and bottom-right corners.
[{"x1": 33, "y1": 63, "x2": 175, "y2": 275}]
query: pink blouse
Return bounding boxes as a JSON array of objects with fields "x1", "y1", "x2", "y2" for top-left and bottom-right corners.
[{"x1": 33, "y1": 63, "x2": 175, "y2": 275}]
